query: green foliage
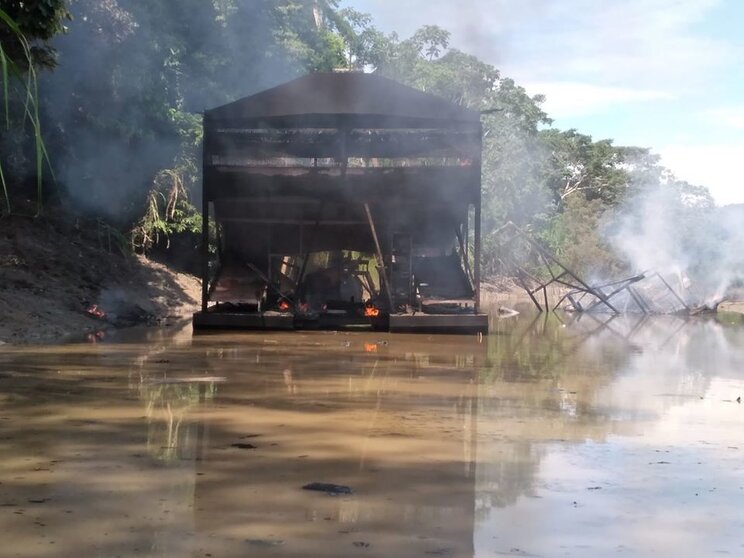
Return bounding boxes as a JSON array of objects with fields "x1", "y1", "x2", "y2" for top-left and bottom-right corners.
[
  {"x1": 541, "y1": 128, "x2": 631, "y2": 207},
  {"x1": 0, "y1": 0, "x2": 69, "y2": 69},
  {"x1": 333, "y1": 8, "x2": 383, "y2": 69},
  {"x1": 2, "y1": 2, "x2": 719, "y2": 279},
  {"x1": 0, "y1": 6, "x2": 60, "y2": 215},
  {"x1": 130, "y1": 108, "x2": 203, "y2": 254},
  {"x1": 541, "y1": 195, "x2": 620, "y2": 278},
  {"x1": 130, "y1": 165, "x2": 202, "y2": 254}
]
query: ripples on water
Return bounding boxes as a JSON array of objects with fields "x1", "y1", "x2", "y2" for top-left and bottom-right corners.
[{"x1": 1, "y1": 310, "x2": 743, "y2": 557}]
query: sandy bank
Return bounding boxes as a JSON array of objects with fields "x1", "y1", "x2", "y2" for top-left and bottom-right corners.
[{"x1": 0, "y1": 213, "x2": 200, "y2": 344}]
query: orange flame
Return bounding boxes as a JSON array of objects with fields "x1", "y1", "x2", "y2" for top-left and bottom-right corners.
[
  {"x1": 278, "y1": 300, "x2": 290, "y2": 312},
  {"x1": 87, "y1": 305, "x2": 106, "y2": 319},
  {"x1": 364, "y1": 305, "x2": 380, "y2": 317}
]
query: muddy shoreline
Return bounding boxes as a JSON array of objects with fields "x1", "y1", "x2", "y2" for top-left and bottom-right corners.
[
  {"x1": 0, "y1": 213, "x2": 200, "y2": 345},
  {"x1": 1, "y1": 215, "x2": 742, "y2": 345}
]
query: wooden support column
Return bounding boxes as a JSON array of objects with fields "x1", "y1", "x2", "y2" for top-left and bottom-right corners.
[
  {"x1": 201, "y1": 116, "x2": 210, "y2": 312},
  {"x1": 456, "y1": 225, "x2": 474, "y2": 286},
  {"x1": 267, "y1": 224, "x2": 272, "y2": 286},
  {"x1": 464, "y1": 221, "x2": 469, "y2": 263},
  {"x1": 473, "y1": 123, "x2": 483, "y2": 314},
  {"x1": 364, "y1": 202, "x2": 394, "y2": 312}
]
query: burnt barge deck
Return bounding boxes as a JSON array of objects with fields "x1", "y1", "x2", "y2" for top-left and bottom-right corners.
[{"x1": 192, "y1": 310, "x2": 489, "y2": 334}]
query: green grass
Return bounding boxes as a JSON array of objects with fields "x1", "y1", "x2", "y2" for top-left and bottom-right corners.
[{"x1": 0, "y1": 7, "x2": 53, "y2": 216}]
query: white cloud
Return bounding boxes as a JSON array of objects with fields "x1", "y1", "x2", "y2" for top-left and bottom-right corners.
[
  {"x1": 350, "y1": 0, "x2": 731, "y2": 91},
  {"x1": 524, "y1": 81, "x2": 672, "y2": 119},
  {"x1": 700, "y1": 107, "x2": 744, "y2": 130},
  {"x1": 501, "y1": 0, "x2": 729, "y2": 90},
  {"x1": 659, "y1": 144, "x2": 744, "y2": 206}
]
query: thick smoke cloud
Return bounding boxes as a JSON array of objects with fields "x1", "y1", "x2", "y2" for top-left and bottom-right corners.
[
  {"x1": 604, "y1": 184, "x2": 744, "y2": 305},
  {"x1": 38, "y1": 0, "x2": 303, "y2": 222}
]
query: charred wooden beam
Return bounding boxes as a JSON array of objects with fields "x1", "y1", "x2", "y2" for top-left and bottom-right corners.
[
  {"x1": 653, "y1": 272, "x2": 690, "y2": 312},
  {"x1": 201, "y1": 119, "x2": 211, "y2": 312},
  {"x1": 494, "y1": 222, "x2": 619, "y2": 314},
  {"x1": 218, "y1": 217, "x2": 367, "y2": 226},
  {"x1": 474, "y1": 161, "x2": 482, "y2": 313},
  {"x1": 364, "y1": 203, "x2": 394, "y2": 312}
]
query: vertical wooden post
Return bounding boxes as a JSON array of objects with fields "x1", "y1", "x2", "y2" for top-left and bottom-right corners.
[
  {"x1": 364, "y1": 202, "x2": 394, "y2": 312},
  {"x1": 464, "y1": 221, "x2": 469, "y2": 263},
  {"x1": 473, "y1": 123, "x2": 483, "y2": 314},
  {"x1": 267, "y1": 224, "x2": 272, "y2": 286},
  {"x1": 200, "y1": 115, "x2": 210, "y2": 313}
]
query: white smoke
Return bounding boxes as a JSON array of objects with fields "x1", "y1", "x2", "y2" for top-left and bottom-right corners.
[{"x1": 604, "y1": 182, "x2": 744, "y2": 306}]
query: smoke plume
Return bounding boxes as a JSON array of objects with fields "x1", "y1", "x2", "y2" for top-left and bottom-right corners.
[{"x1": 604, "y1": 182, "x2": 744, "y2": 305}]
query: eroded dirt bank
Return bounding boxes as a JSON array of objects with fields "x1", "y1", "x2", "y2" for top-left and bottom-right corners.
[
  {"x1": 0, "y1": 213, "x2": 200, "y2": 344},
  {"x1": 2, "y1": 212, "x2": 743, "y2": 345}
]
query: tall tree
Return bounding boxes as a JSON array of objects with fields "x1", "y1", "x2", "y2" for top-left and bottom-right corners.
[
  {"x1": 0, "y1": 0, "x2": 69, "y2": 68},
  {"x1": 541, "y1": 129, "x2": 630, "y2": 206}
]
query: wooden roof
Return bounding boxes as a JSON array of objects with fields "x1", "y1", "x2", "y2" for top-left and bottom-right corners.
[{"x1": 206, "y1": 72, "x2": 481, "y2": 129}]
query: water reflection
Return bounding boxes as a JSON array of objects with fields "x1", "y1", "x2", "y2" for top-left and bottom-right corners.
[
  {"x1": 0, "y1": 315, "x2": 743, "y2": 556},
  {"x1": 476, "y1": 313, "x2": 744, "y2": 557}
]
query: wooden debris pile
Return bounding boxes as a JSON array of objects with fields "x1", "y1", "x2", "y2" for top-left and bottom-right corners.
[{"x1": 494, "y1": 222, "x2": 714, "y2": 315}]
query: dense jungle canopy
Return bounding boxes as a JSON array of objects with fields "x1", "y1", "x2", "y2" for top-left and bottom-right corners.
[{"x1": 0, "y1": 0, "x2": 719, "y2": 279}]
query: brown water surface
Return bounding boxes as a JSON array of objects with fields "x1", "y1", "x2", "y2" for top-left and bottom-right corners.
[{"x1": 1, "y1": 313, "x2": 744, "y2": 557}]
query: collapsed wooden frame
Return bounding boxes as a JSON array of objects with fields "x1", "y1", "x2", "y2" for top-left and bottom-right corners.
[{"x1": 494, "y1": 222, "x2": 692, "y2": 315}]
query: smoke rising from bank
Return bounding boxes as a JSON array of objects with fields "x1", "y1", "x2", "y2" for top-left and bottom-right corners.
[
  {"x1": 38, "y1": 0, "x2": 307, "y2": 221},
  {"x1": 605, "y1": 182, "x2": 744, "y2": 305}
]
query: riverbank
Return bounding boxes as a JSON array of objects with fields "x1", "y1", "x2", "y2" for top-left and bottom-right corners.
[
  {"x1": 0, "y1": 212, "x2": 200, "y2": 345},
  {"x1": 1, "y1": 212, "x2": 742, "y2": 345},
  {"x1": 720, "y1": 300, "x2": 744, "y2": 315}
]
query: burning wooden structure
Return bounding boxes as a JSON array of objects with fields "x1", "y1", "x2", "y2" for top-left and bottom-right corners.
[
  {"x1": 495, "y1": 221, "x2": 701, "y2": 315},
  {"x1": 193, "y1": 72, "x2": 488, "y2": 333}
]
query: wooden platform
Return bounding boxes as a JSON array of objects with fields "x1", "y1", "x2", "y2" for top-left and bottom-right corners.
[
  {"x1": 389, "y1": 313, "x2": 489, "y2": 334},
  {"x1": 192, "y1": 311, "x2": 295, "y2": 330},
  {"x1": 193, "y1": 310, "x2": 488, "y2": 334}
]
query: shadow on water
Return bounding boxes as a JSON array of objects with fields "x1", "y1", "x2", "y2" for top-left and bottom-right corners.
[{"x1": 0, "y1": 313, "x2": 743, "y2": 557}]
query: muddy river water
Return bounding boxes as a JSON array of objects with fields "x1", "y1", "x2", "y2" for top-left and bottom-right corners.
[{"x1": 1, "y1": 312, "x2": 744, "y2": 557}]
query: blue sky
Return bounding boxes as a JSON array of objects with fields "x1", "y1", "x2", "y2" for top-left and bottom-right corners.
[{"x1": 345, "y1": 0, "x2": 744, "y2": 205}]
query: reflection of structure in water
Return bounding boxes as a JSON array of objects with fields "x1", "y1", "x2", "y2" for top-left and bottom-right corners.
[
  {"x1": 115, "y1": 316, "x2": 738, "y2": 556},
  {"x1": 189, "y1": 336, "x2": 483, "y2": 557},
  {"x1": 193, "y1": 72, "x2": 488, "y2": 334},
  {"x1": 2, "y1": 316, "x2": 742, "y2": 557}
]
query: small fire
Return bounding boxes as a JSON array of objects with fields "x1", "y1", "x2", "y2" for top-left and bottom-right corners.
[
  {"x1": 87, "y1": 304, "x2": 106, "y2": 319},
  {"x1": 364, "y1": 305, "x2": 380, "y2": 317},
  {"x1": 364, "y1": 342, "x2": 378, "y2": 353},
  {"x1": 86, "y1": 331, "x2": 105, "y2": 343},
  {"x1": 278, "y1": 300, "x2": 291, "y2": 312}
]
